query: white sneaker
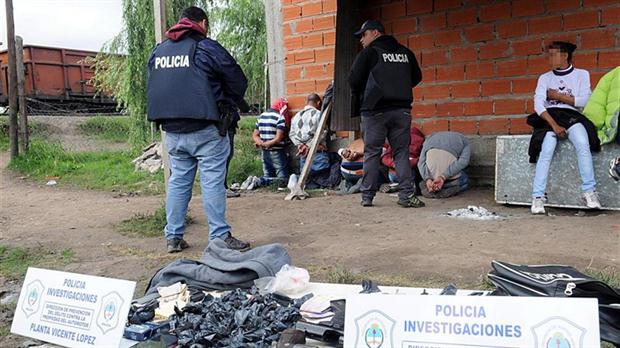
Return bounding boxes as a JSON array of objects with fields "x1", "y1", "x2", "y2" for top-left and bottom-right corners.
[
  {"x1": 582, "y1": 191, "x2": 602, "y2": 209},
  {"x1": 287, "y1": 174, "x2": 298, "y2": 190},
  {"x1": 247, "y1": 176, "x2": 261, "y2": 190},
  {"x1": 240, "y1": 176, "x2": 253, "y2": 190},
  {"x1": 531, "y1": 197, "x2": 546, "y2": 214}
]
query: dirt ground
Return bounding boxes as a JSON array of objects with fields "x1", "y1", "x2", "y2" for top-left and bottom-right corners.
[
  {"x1": 1, "y1": 150, "x2": 618, "y2": 289},
  {"x1": 0, "y1": 117, "x2": 619, "y2": 345}
]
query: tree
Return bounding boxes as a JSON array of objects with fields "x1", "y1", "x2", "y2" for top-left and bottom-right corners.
[
  {"x1": 208, "y1": 0, "x2": 267, "y2": 108},
  {"x1": 90, "y1": 0, "x2": 266, "y2": 151}
]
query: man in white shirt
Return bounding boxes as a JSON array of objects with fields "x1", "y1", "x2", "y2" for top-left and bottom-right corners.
[
  {"x1": 529, "y1": 41, "x2": 601, "y2": 214},
  {"x1": 289, "y1": 93, "x2": 330, "y2": 174}
]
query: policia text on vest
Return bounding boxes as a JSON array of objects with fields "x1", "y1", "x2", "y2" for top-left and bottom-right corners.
[{"x1": 154, "y1": 55, "x2": 190, "y2": 69}]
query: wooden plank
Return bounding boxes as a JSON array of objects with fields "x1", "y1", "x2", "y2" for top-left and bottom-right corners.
[
  {"x1": 16, "y1": 36, "x2": 28, "y2": 153},
  {"x1": 5, "y1": 0, "x2": 19, "y2": 158},
  {"x1": 331, "y1": 0, "x2": 360, "y2": 131}
]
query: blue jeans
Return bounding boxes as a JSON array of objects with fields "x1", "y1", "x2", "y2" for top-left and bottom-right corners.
[
  {"x1": 260, "y1": 149, "x2": 288, "y2": 186},
  {"x1": 299, "y1": 151, "x2": 330, "y2": 173},
  {"x1": 532, "y1": 123, "x2": 596, "y2": 197},
  {"x1": 164, "y1": 125, "x2": 230, "y2": 241},
  {"x1": 444, "y1": 172, "x2": 470, "y2": 192}
]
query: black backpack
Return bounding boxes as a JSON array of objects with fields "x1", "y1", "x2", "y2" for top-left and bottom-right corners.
[{"x1": 488, "y1": 260, "x2": 620, "y2": 346}]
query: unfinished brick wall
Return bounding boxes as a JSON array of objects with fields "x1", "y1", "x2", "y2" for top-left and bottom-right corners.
[
  {"x1": 282, "y1": 0, "x2": 337, "y2": 108},
  {"x1": 282, "y1": 0, "x2": 620, "y2": 135}
]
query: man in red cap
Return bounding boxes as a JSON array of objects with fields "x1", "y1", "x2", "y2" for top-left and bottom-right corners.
[{"x1": 241, "y1": 98, "x2": 290, "y2": 190}]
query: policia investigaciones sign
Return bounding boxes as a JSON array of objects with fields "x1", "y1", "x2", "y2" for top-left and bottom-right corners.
[
  {"x1": 11, "y1": 268, "x2": 135, "y2": 347},
  {"x1": 344, "y1": 294, "x2": 599, "y2": 348}
]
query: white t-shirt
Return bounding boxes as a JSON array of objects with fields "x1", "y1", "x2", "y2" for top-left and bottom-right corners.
[{"x1": 534, "y1": 65, "x2": 591, "y2": 116}]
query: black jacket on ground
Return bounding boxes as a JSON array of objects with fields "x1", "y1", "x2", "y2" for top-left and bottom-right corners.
[
  {"x1": 527, "y1": 107, "x2": 601, "y2": 163},
  {"x1": 348, "y1": 35, "x2": 422, "y2": 116}
]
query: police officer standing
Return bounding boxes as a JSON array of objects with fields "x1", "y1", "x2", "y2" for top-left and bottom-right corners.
[
  {"x1": 147, "y1": 6, "x2": 250, "y2": 253},
  {"x1": 348, "y1": 20, "x2": 425, "y2": 208}
]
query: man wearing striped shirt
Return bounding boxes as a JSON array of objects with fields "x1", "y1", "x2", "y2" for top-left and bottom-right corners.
[{"x1": 248, "y1": 101, "x2": 289, "y2": 189}]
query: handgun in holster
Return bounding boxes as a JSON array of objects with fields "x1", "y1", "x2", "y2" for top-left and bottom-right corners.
[{"x1": 217, "y1": 102, "x2": 234, "y2": 137}]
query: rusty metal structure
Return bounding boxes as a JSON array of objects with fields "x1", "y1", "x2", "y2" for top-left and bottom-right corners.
[{"x1": 0, "y1": 45, "x2": 116, "y2": 114}]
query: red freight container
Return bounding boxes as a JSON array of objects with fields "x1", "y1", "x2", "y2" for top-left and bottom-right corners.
[{"x1": 0, "y1": 45, "x2": 114, "y2": 107}]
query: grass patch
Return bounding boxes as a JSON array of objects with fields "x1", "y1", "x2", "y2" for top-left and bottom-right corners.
[
  {"x1": 78, "y1": 116, "x2": 132, "y2": 143},
  {"x1": 8, "y1": 139, "x2": 164, "y2": 194},
  {"x1": 228, "y1": 116, "x2": 262, "y2": 184},
  {"x1": 308, "y1": 265, "x2": 452, "y2": 289},
  {"x1": 0, "y1": 303, "x2": 16, "y2": 337},
  {"x1": 0, "y1": 116, "x2": 48, "y2": 152},
  {"x1": 116, "y1": 204, "x2": 193, "y2": 237},
  {"x1": 0, "y1": 245, "x2": 75, "y2": 280},
  {"x1": 585, "y1": 266, "x2": 620, "y2": 288}
]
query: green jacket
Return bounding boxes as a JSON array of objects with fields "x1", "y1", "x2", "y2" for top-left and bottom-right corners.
[{"x1": 583, "y1": 66, "x2": 620, "y2": 144}]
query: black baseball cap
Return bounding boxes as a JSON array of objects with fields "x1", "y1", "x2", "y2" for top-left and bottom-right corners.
[{"x1": 354, "y1": 20, "x2": 385, "y2": 38}]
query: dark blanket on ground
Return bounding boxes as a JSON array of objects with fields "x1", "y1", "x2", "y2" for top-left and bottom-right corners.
[
  {"x1": 526, "y1": 108, "x2": 601, "y2": 163},
  {"x1": 145, "y1": 239, "x2": 291, "y2": 295}
]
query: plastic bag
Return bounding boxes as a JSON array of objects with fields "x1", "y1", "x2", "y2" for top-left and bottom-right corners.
[{"x1": 255, "y1": 265, "x2": 310, "y2": 296}]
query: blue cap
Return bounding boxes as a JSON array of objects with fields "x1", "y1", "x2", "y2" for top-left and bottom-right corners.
[{"x1": 354, "y1": 20, "x2": 385, "y2": 38}]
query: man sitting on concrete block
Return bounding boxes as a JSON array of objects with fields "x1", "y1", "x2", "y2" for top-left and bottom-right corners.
[
  {"x1": 417, "y1": 131, "x2": 471, "y2": 198},
  {"x1": 527, "y1": 41, "x2": 602, "y2": 214}
]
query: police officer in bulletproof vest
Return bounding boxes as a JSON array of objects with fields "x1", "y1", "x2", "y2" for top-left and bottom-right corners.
[
  {"x1": 146, "y1": 6, "x2": 251, "y2": 253},
  {"x1": 348, "y1": 20, "x2": 425, "y2": 208}
]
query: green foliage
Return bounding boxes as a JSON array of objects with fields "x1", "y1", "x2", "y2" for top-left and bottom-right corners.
[
  {"x1": 117, "y1": 204, "x2": 193, "y2": 237},
  {"x1": 88, "y1": 0, "x2": 265, "y2": 151},
  {"x1": 8, "y1": 139, "x2": 164, "y2": 194},
  {"x1": 0, "y1": 245, "x2": 75, "y2": 280},
  {"x1": 227, "y1": 117, "x2": 262, "y2": 183},
  {"x1": 209, "y1": 0, "x2": 267, "y2": 107},
  {"x1": 78, "y1": 116, "x2": 133, "y2": 143}
]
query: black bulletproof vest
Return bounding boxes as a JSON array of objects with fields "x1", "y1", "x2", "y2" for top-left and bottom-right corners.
[
  {"x1": 146, "y1": 37, "x2": 220, "y2": 122},
  {"x1": 361, "y1": 45, "x2": 413, "y2": 112}
]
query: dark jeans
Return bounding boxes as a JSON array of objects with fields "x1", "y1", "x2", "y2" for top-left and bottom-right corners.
[
  {"x1": 361, "y1": 108, "x2": 414, "y2": 201},
  {"x1": 225, "y1": 130, "x2": 235, "y2": 188}
]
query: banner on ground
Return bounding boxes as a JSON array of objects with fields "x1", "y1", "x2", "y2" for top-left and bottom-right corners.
[
  {"x1": 11, "y1": 267, "x2": 136, "y2": 348},
  {"x1": 344, "y1": 294, "x2": 599, "y2": 348}
]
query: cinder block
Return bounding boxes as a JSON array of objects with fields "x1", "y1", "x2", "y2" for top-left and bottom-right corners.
[{"x1": 495, "y1": 135, "x2": 620, "y2": 210}]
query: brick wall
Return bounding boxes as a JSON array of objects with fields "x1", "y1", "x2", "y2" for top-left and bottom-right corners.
[
  {"x1": 282, "y1": 0, "x2": 620, "y2": 136},
  {"x1": 282, "y1": 0, "x2": 337, "y2": 108}
]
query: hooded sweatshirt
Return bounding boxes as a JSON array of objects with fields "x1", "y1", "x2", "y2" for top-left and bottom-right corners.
[{"x1": 348, "y1": 35, "x2": 422, "y2": 115}]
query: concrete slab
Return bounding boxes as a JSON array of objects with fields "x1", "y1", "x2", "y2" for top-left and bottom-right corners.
[{"x1": 495, "y1": 135, "x2": 620, "y2": 210}]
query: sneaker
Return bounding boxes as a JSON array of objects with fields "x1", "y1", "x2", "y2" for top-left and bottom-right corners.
[
  {"x1": 531, "y1": 197, "x2": 546, "y2": 214},
  {"x1": 609, "y1": 158, "x2": 620, "y2": 181},
  {"x1": 361, "y1": 197, "x2": 373, "y2": 207},
  {"x1": 240, "y1": 176, "x2": 254, "y2": 190},
  {"x1": 247, "y1": 176, "x2": 261, "y2": 190},
  {"x1": 379, "y1": 183, "x2": 398, "y2": 193},
  {"x1": 582, "y1": 191, "x2": 602, "y2": 209},
  {"x1": 167, "y1": 238, "x2": 189, "y2": 253},
  {"x1": 397, "y1": 194, "x2": 425, "y2": 208},
  {"x1": 226, "y1": 189, "x2": 240, "y2": 198},
  {"x1": 224, "y1": 234, "x2": 251, "y2": 251}
]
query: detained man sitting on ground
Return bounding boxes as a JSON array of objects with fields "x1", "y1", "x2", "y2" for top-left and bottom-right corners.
[
  {"x1": 417, "y1": 131, "x2": 471, "y2": 199},
  {"x1": 337, "y1": 138, "x2": 365, "y2": 194},
  {"x1": 381, "y1": 125, "x2": 425, "y2": 193},
  {"x1": 241, "y1": 100, "x2": 289, "y2": 191},
  {"x1": 289, "y1": 93, "x2": 330, "y2": 181},
  {"x1": 527, "y1": 41, "x2": 601, "y2": 214}
]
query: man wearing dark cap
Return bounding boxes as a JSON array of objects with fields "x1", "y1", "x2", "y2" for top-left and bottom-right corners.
[
  {"x1": 348, "y1": 20, "x2": 424, "y2": 208},
  {"x1": 528, "y1": 41, "x2": 601, "y2": 214},
  {"x1": 146, "y1": 6, "x2": 251, "y2": 252}
]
